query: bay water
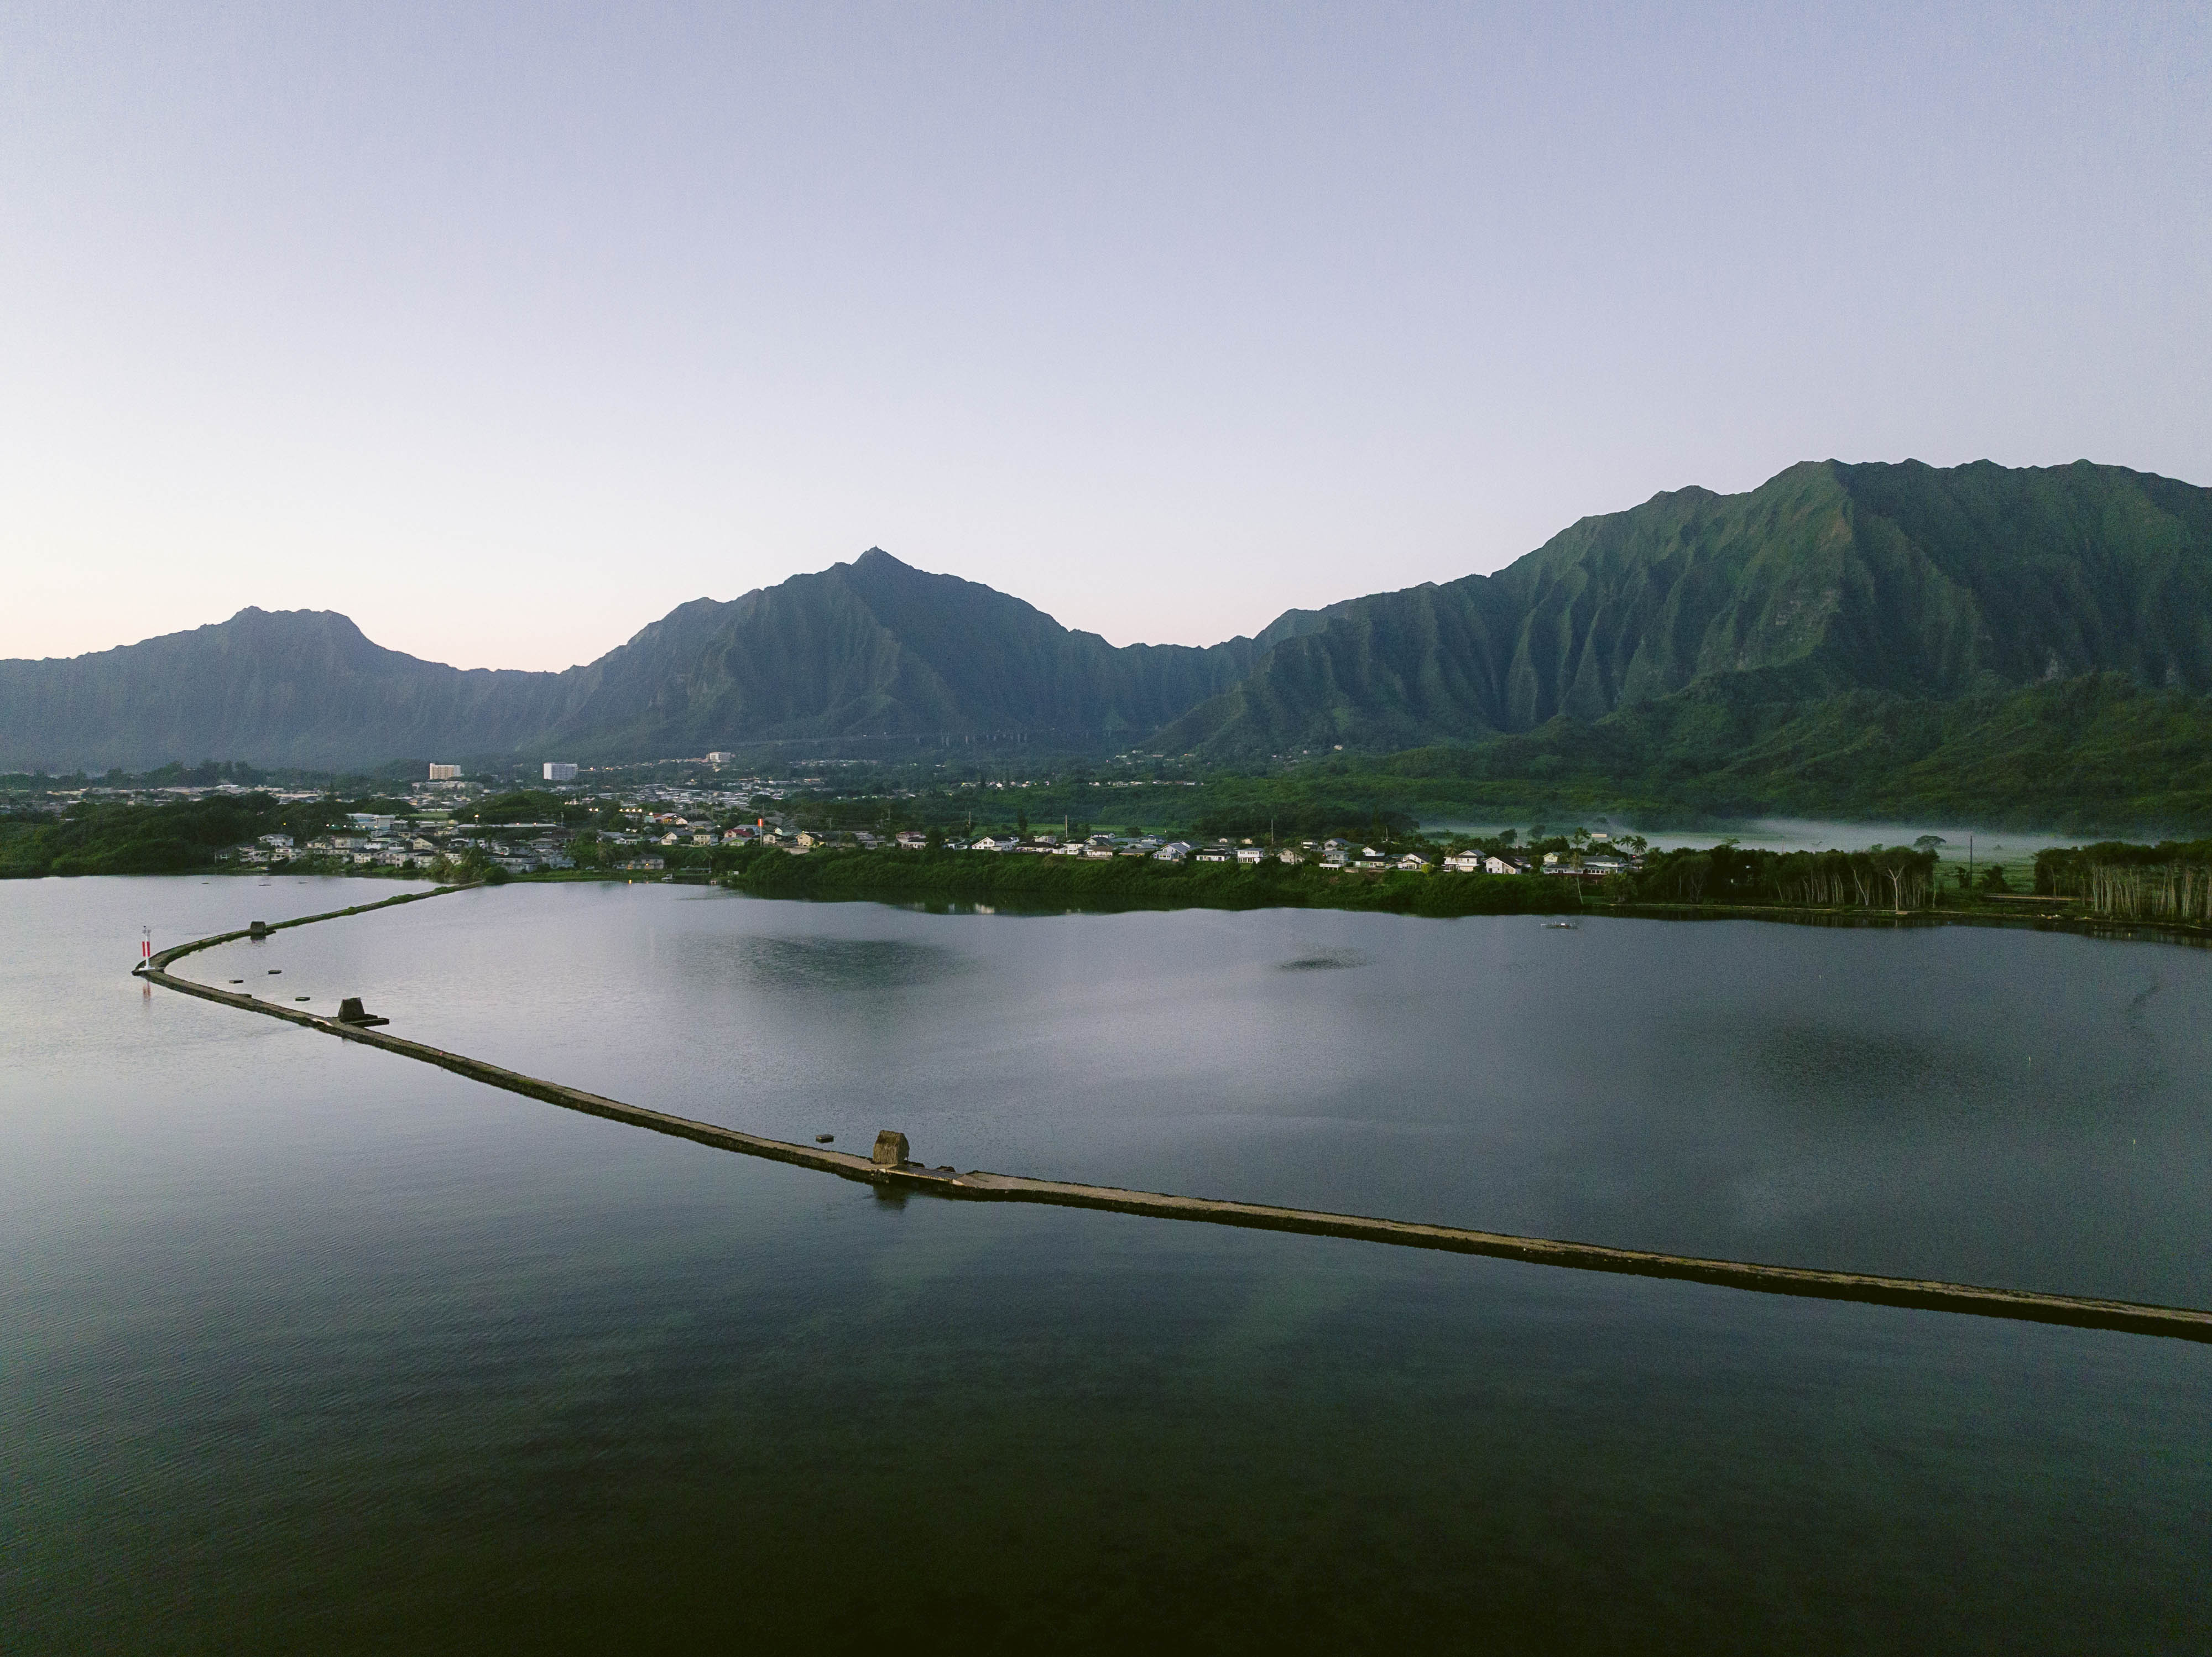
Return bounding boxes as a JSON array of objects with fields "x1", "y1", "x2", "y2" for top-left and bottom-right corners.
[{"x1": 4, "y1": 877, "x2": 2208, "y2": 1651}]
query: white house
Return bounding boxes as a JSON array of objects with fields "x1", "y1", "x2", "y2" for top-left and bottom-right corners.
[{"x1": 1443, "y1": 851, "x2": 1485, "y2": 873}]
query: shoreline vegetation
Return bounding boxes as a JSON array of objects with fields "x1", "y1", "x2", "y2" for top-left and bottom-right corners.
[
  {"x1": 7, "y1": 786, "x2": 2210, "y2": 942},
  {"x1": 715, "y1": 843, "x2": 2212, "y2": 941}
]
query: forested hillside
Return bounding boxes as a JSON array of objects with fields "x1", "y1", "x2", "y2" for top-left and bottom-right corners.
[{"x1": 1161, "y1": 460, "x2": 2212, "y2": 757}]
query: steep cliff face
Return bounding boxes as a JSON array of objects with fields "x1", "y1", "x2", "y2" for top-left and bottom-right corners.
[{"x1": 1157, "y1": 460, "x2": 2212, "y2": 757}]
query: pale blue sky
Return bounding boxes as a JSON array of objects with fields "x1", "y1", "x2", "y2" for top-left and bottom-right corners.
[{"x1": 3, "y1": 2, "x2": 2206, "y2": 668}]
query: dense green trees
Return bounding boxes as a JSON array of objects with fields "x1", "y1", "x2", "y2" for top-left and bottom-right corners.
[
  {"x1": 2034, "y1": 840, "x2": 2212, "y2": 920},
  {"x1": 719, "y1": 844, "x2": 1580, "y2": 918},
  {"x1": 0, "y1": 794, "x2": 339, "y2": 877},
  {"x1": 1623, "y1": 846, "x2": 1939, "y2": 910}
]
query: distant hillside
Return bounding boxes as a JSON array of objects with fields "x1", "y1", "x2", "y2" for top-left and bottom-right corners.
[
  {"x1": 0, "y1": 607, "x2": 588, "y2": 774},
  {"x1": 530, "y1": 549, "x2": 1261, "y2": 760},
  {"x1": 8, "y1": 460, "x2": 2211, "y2": 794},
  {"x1": 0, "y1": 550, "x2": 1261, "y2": 772},
  {"x1": 1159, "y1": 460, "x2": 2212, "y2": 757}
]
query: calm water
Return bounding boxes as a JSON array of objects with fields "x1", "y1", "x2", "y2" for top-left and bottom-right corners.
[{"x1": 4, "y1": 877, "x2": 2209, "y2": 1652}]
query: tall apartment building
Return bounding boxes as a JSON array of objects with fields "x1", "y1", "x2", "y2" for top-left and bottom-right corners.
[
  {"x1": 543, "y1": 762, "x2": 579, "y2": 782},
  {"x1": 427, "y1": 763, "x2": 460, "y2": 781}
]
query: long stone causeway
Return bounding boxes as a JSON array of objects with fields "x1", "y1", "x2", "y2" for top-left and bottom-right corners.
[{"x1": 137, "y1": 883, "x2": 2212, "y2": 1345}]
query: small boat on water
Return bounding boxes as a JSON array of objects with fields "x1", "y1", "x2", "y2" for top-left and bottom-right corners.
[{"x1": 1544, "y1": 920, "x2": 1578, "y2": 930}]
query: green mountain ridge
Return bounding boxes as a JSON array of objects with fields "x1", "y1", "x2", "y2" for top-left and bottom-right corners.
[
  {"x1": 4, "y1": 460, "x2": 2210, "y2": 831},
  {"x1": 0, "y1": 550, "x2": 1266, "y2": 772},
  {"x1": 1158, "y1": 459, "x2": 2212, "y2": 757}
]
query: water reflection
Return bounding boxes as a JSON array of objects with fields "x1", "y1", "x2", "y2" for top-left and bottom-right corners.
[{"x1": 679, "y1": 932, "x2": 971, "y2": 993}]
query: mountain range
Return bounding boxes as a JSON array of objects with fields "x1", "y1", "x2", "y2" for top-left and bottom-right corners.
[{"x1": 7, "y1": 458, "x2": 2211, "y2": 789}]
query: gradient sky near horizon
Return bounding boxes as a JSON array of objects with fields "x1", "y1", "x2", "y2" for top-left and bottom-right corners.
[{"x1": 3, "y1": 2, "x2": 2207, "y2": 670}]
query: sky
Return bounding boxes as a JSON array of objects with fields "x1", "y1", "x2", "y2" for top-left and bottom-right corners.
[{"x1": 2, "y1": 2, "x2": 2206, "y2": 670}]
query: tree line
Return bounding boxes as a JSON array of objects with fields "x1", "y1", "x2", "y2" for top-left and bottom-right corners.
[
  {"x1": 1622, "y1": 845, "x2": 1939, "y2": 911},
  {"x1": 2034, "y1": 840, "x2": 2212, "y2": 923}
]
